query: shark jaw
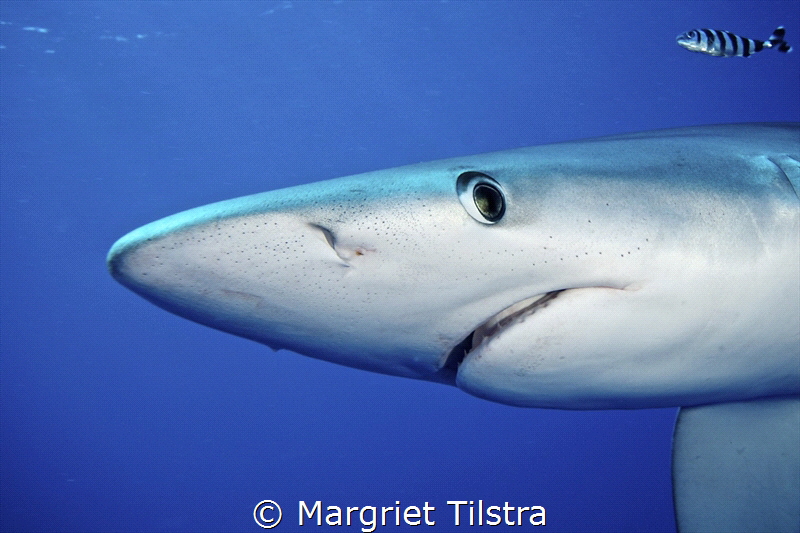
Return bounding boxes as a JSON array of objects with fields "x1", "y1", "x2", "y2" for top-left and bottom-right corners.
[{"x1": 443, "y1": 291, "x2": 564, "y2": 371}]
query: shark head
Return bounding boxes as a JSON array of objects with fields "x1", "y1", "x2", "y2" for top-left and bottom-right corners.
[{"x1": 108, "y1": 123, "x2": 800, "y2": 410}]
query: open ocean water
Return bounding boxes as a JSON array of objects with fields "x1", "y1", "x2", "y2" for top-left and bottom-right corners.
[{"x1": 1, "y1": 2, "x2": 798, "y2": 532}]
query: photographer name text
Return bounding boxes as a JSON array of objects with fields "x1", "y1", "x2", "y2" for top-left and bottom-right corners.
[{"x1": 299, "y1": 500, "x2": 545, "y2": 530}]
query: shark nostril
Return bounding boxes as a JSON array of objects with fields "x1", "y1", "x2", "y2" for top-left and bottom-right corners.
[
  {"x1": 308, "y1": 223, "x2": 352, "y2": 267},
  {"x1": 309, "y1": 223, "x2": 336, "y2": 250}
]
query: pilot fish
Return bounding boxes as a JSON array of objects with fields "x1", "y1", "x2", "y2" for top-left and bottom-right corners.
[{"x1": 676, "y1": 26, "x2": 792, "y2": 57}]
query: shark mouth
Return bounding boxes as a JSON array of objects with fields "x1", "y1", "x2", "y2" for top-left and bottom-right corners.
[{"x1": 443, "y1": 290, "x2": 564, "y2": 371}]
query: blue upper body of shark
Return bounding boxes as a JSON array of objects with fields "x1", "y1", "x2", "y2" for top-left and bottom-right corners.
[{"x1": 108, "y1": 123, "x2": 800, "y2": 532}]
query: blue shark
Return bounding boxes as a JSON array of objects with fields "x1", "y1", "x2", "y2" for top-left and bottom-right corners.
[{"x1": 108, "y1": 123, "x2": 800, "y2": 532}]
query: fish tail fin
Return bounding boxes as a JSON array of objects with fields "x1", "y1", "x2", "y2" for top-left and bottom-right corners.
[{"x1": 768, "y1": 26, "x2": 792, "y2": 52}]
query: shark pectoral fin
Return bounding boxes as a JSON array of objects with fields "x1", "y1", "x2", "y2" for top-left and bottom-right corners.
[{"x1": 672, "y1": 396, "x2": 800, "y2": 533}]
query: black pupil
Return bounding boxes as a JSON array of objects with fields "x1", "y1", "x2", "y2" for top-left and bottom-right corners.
[{"x1": 473, "y1": 183, "x2": 504, "y2": 221}]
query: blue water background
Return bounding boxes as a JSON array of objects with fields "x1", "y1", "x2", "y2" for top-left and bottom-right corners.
[{"x1": 2, "y1": 2, "x2": 798, "y2": 532}]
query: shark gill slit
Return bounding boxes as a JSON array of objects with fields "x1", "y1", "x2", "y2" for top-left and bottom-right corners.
[{"x1": 767, "y1": 155, "x2": 800, "y2": 198}]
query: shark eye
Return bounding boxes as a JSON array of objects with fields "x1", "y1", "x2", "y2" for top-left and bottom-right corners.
[{"x1": 457, "y1": 172, "x2": 505, "y2": 224}]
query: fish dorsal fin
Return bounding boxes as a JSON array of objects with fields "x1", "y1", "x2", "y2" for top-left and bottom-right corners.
[{"x1": 672, "y1": 396, "x2": 800, "y2": 533}]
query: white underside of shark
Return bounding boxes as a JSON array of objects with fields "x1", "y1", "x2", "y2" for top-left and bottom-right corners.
[{"x1": 108, "y1": 123, "x2": 800, "y2": 532}]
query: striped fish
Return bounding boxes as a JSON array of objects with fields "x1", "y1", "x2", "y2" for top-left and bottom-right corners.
[{"x1": 676, "y1": 26, "x2": 792, "y2": 57}]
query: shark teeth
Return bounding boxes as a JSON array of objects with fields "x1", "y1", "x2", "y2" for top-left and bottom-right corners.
[
  {"x1": 443, "y1": 290, "x2": 563, "y2": 371},
  {"x1": 470, "y1": 291, "x2": 563, "y2": 350}
]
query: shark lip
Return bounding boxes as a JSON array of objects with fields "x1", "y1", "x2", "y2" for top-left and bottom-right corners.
[{"x1": 443, "y1": 290, "x2": 564, "y2": 370}]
